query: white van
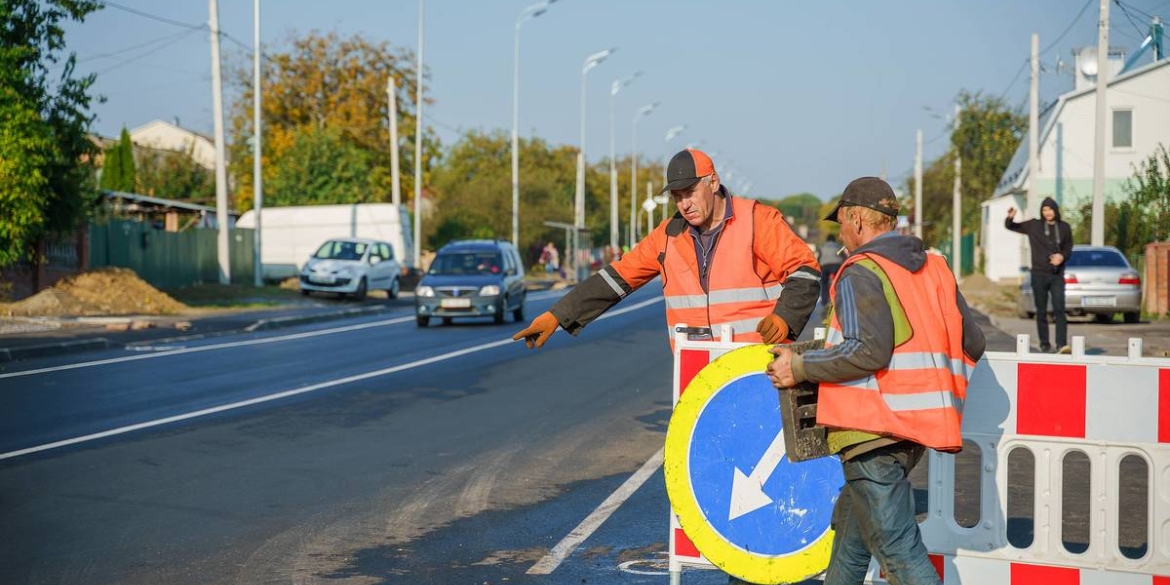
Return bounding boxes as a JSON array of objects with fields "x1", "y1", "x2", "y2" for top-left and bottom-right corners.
[{"x1": 236, "y1": 203, "x2": 414, "y2": 281}]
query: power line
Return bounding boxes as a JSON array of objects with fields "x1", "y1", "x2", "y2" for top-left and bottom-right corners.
[
  {"x1": 1117, "y1": 0, "x2": 1156, "y2": 20},
  {"x1": 99, "y1": 1, "x2": 205, "y2": 31},
  {"x1": 998, "y1": 59, "x2": 1029, "y2": 101},
  {"x1": 95, "y1": 28, "x2": 203, "y2": 75},
  {"x1": 1114, "y1": 0, "x2": 1151, "y2": 38},
  {"x1": 79, "y1": 30, "x2": 201, "y2": 63},
  {"x1": 1041, "y1": 0, "x2": 1095, "y2": 55}
]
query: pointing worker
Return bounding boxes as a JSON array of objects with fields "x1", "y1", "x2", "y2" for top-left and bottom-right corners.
[
  {"x1": 767, "y1": 177, "x2": 986, "y2": 585},
  {"x1": 513, "y1": 147, "x2": 822, "y2": 351}
]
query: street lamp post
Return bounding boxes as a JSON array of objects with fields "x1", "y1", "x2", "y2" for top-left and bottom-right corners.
[
  {"x1": 658, "y1": 125, "x2": 686, "y2": 221},
  {"x1": 511, "y1": 0, "x2": 557, "y2": 249},
  {"x1": 574, "y1": 47, "x2": 615, "y2": 281},
  {"x1": 609, "y1": 71, "x2": 641, "y2": 252},
  {"x1": 629, "y1": 101, "x2": 658, "y2": 248}
]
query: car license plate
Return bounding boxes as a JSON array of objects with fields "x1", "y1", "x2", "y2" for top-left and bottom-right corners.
[
  {"x1": 441, "y1": 298, "x2": 471, "y2": 308},
  {"x1": 1082, "y1": 296, "x2": 1116, "y2": 307},
  {"x1": 311, "y1": 275, "x2": 336, "y2": 284}
]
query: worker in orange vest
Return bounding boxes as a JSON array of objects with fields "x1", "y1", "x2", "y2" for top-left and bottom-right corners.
[
  {"x1": 513, "y1": 148, "x2": 821, "y2": 350},
  {"x1": 767, "y1": 177, "x2": 986, "y2": 585}
]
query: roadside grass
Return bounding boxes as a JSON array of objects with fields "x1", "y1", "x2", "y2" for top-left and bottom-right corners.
[{"x1": 163, "y1": 282, "x2": 309, "y2": 309}]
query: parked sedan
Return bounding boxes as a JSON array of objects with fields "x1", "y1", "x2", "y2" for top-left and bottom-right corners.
[
  {"x1": 1016, "y1": 245, "x2": 1142, "y2": 323},
  {"x1": 299, "y1": 238, "x2": 401, "y2": 301}
]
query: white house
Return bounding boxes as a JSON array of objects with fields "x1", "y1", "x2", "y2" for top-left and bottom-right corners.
[
  {"x1": 129, "y1": 119, "x2": 217, "y2": 171},
  {"x1": 981, "y1": 50, "x2": 1170, "y2": 282}
]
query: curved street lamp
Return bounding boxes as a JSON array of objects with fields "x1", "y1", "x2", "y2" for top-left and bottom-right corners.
[
  {"x1": 511, "y1": 0, "x2": 558, "y2": 248},
  {"x1": 573, "y1": 46, "x2": 616, "y2": 281},
  {"x1": 629, "y1": 101, "x2": 658, "y2": 248},
  {"x1": 609, "y1": 71, "x2": 640, "y2": 251}
]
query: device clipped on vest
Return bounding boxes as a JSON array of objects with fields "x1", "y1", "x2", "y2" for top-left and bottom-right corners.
[
  {"x1": 675, "y1": 325, "x2": 714, "y2": 341},
  {"x1": 777, "y1": 339, "x2": 833, "y2": 462}
]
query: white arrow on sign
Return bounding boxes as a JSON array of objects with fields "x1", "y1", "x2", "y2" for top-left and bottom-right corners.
[{"x1": 728, "y1": 430, "x2": 787, "y2": 521}]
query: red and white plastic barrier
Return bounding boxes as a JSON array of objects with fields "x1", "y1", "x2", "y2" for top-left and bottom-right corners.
[{"x1": 668, "y1": 330, "x2": 1170, "y2": 584}]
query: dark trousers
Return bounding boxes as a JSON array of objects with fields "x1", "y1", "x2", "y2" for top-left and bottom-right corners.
[
  {"x1": 824, "y1": 443, "x2": 938, "y2": 585},
  {"x1": 821, "y1": 263, "x2": 841, "y2": 304},
  {"x1": 1031, "y1": 270, "x2": 1067, "y2": 349}
]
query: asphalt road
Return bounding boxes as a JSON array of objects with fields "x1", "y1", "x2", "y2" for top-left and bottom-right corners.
[
  {"x1": 0, "y1": 287, "x2": 1158, "y2": 585},
  {"x1": 0, "y1": 286, "x2": 689, "y2": 585}
]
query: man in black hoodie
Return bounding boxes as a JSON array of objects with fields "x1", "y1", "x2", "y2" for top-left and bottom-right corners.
[{"x1": 1005, "y1": 197, "x2": 1073, "y2": 353}]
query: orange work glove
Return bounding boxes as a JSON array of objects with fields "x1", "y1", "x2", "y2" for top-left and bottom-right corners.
[
  {"x1": 512, "y1": 311, "x2": 560, "y2": 349},
  {"x1": 756, "y1": 314, "x2": 790, "y2": 344}
]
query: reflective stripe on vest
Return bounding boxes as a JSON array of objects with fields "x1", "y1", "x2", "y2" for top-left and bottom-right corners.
[
  {"x1": 661, "y1": 197, "x2": 783, "y2": 347},
  {"x1": 815, "y1": 250, "x2": 971, "y2": 452}
]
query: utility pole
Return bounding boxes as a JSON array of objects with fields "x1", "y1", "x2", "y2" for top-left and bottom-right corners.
[
  {"x1": 1028, "y1": 32, "x2": 1040, "y2": 216},
  {"x1": 388, "y1": 77, "x2": 401, "y2": 206},
  {"x1": 914, "y1": 129, "x2": 922, "y2": 239},
  {"x1": 414, "y1": 0, "x2": 424, "y2": 269},
  {"x1": 209, "y1": 0, "x2": 230, "y2": 284},
  {"x1": 952, "y1": 103, "x2": 962, "y2": 281},
  {"x1": 1091, "y1": 0, "x2": 1109, "y2": 246},
  {"x1": 251, "y1": 0, "x2": 263, "y2": 287}
]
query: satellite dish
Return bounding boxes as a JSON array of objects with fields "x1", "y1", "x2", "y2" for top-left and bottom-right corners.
[
  {"x1": 642, "y1": 198, "x2": 657, "y2": 213},
  {"x1": 1081, "y1": 54, "x2": 1098, "y2": 77}
]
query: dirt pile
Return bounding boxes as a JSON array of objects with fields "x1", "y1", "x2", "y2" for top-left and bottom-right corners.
[
  {"x1": 959, "y1": 272, "x2": 1019, "y2": 317},
  {"x1": 0, "y1": 268, "x2": 188, "y2": 317}
]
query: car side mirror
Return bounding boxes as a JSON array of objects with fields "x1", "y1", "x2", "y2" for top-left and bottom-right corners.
[{"x1": 370, "y1": 256, "x2": 382, "y2": 265}]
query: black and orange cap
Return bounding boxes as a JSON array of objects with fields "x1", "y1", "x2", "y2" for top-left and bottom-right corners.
[
  {"x1": 823, "y1": 177, "x2": 901, "y2": 223},
  {"x1": 659, "y1": 148, "x2": 716, "y2": 194}
]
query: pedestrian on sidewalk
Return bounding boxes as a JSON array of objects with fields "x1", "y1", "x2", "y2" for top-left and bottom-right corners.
[
  {"x1": 1005, "y1": 197, "x2": 1073, "y2": 353},
  {"x1": 768, "y1": 177, "x2": 986, "y2": 585}
]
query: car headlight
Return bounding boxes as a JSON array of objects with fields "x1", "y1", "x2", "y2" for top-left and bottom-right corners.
[
  {"x1": 416, "y1": 285, "x2": 435, "y2": 297},
  {"x1": 479, "y1": 285, "x2": 500, "y2": 296}
]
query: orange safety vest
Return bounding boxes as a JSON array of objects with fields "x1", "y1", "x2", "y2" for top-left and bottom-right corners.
[
  {"x1": 661, "y1": 197, "x2": 783, "y2": 348},
  {"x1": 815, "y1": 251, "x2": 975, "y2": 452}
]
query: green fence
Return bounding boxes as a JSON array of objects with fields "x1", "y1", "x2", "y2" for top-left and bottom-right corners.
[
  {"x1": 89, "y1": 219, "x2": 254, "y2": 289},
  {"x1": 938, "y1": 232, "x2": 976, "y2": 276}
]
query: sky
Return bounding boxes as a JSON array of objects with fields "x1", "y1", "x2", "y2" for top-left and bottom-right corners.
[{"x1": 60, "y1": 0, "x2": 1170, "y2": 201}]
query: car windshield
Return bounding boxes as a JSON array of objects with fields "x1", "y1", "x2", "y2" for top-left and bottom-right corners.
[
  {"x1": 1068, "y1": 249, "x2": 1128, "y2": 268},
  {"x1": 314, "y1": 240, "x2": 367, "y2": 261},
  {"x1": 429, "y1": 252, "x2": 502, "y2": 275}
]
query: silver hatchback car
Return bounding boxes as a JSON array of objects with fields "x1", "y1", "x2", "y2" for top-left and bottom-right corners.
[{"x1": 1016, "y1": 245, "x2": 1142, "y2": 323}]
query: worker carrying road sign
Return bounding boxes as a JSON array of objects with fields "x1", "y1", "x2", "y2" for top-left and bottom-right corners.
[
  {"x1": 767, "y1": 177, "x2": 986, "y2": 585},
  {"x1": 512, "y1": 148, "x2": 822, "y2": 351}
]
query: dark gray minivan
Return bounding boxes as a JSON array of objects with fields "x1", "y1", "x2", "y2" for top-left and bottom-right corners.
[{"x1": 414, "y1": 240, "x2": 527, "y2": 327}]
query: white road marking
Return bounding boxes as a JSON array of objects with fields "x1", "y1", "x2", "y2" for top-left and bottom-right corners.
[
  {"x1": 527, "y1": 447, "x2": 664, "y2": 575},
  {"x1": 0, "y1": 316, "x2": 417, "y2": 379},
  {"x1": 0, "y1": 296, "x2": 662, "y2": 460},
  {"x1": 1, "y1": 289, "x2": 575, "y2": 379}
]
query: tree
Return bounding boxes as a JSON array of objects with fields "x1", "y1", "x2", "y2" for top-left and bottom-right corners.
[
  {"x1": 426, "y1": 129, "x2": 665, "y2": 256},
  {"x1": 1071, "y1": 144, "x2": 1170, "y2": 262},
  {"x1": 428, "y1": 130, "x2": 575, "y2": 252},
  {"x1": 99, "y1": 126, "x2": 136, "y2": 192},
  {"x1": 762, "y1": 192, "x2": 822, "y2": 229},
  {"x1": 0, "y1": 0, "x2": 103, "y2": 266},
  {"x1": 228, "y1": 30, "x2": 440, "y2": 211},
  {"x1": 903, "y1": 91, "x2": 1025, "y2": 247},
  {"x1": 136, "y1": 144, "x2": 215, "y2": 204},
  {"x1": 266, "y1": 126, "x2": 376, "y2": 206}
]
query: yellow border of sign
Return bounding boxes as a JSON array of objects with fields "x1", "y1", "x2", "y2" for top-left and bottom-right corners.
[{"x1": 664, "y1": 344, "x2": 835, "y2": 585}]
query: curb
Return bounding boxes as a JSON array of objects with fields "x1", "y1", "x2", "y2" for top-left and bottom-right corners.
[
  {"x1": 0, "y1": 338, "x2": 115, "y2": 363},
  {"x1": 0, "y1": 304, "x2": 399, "y2": 363},
  {"x1": 243, "y1": 304, "x2": 395, "y2": 332}
]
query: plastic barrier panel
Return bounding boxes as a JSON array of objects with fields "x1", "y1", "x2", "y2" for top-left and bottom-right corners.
[{"x1": 667, "y1": 329, "x2": 1170, "y2": 584}]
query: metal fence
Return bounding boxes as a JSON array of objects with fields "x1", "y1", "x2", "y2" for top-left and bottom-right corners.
[{"x1": 89, "y1": 219, "x2": 254, "y2": 289}]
